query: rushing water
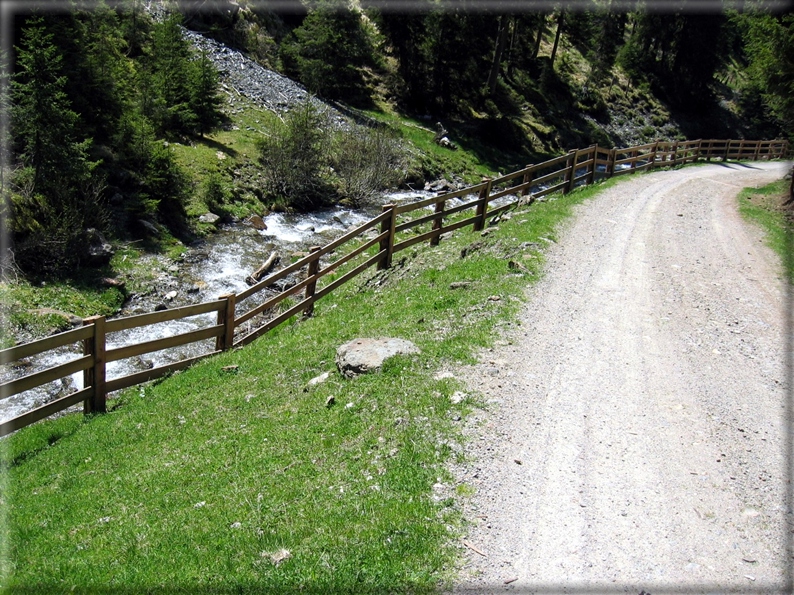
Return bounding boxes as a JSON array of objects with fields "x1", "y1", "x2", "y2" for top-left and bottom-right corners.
[
  {"x1": 1, "y1": 178, "x2": 577, "y2": 425},
  {"x1": 0, "y1": 195, "x2": 435, "y2": 424}
]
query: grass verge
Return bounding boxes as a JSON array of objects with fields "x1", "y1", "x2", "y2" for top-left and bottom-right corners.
[
  {"x1": 737, "y1": 178, "x2": 794, "y2": 283},
  {"x1": 1, "y1": 178, "x2": 620, "y2": 594}
]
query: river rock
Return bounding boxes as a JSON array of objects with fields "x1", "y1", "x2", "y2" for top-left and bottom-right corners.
[
  {"x1": 199, "y1": 212, "x2": 221, "y2": 225},
  {"x1": 246, "y1": 214, "x2": 267, "y2": 230},
  {"x1": 101, "y1": 277, "x2": 126, "y2": 289},
  {"x1": 336, "y1": 338, "x2": 420, "y2": 378},
  {"x1": 85, "y1": 228, "x2": 114, "y2": 266},
  {"x1": 138, "y1": 219, "x2": 161, "y2": 235}
]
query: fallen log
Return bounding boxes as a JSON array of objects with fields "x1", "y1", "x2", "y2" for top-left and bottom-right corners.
[{"x1": 245, "y1": 251, "x2": 280, "y2": 285}]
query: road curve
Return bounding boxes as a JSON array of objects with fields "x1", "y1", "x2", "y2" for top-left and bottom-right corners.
[{"x1": 452, "y1": 161, "x2": 792, "y2": 594}]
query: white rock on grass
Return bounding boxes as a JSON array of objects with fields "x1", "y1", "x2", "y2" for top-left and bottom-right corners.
[{"x1": 336, "y1": 338, "x2": 420, "y2": 378}]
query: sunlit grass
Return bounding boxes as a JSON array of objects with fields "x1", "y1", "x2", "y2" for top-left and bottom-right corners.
[
  {"x1": 738, "y1": 178, "x2": 794, "y2": 283},
  {"x1": 1, "y1": 174, "x2": 620, "y2": 593}
]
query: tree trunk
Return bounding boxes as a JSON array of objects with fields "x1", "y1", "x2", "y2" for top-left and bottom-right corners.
[
  {"x1": 487, "y1": 15, "x2": 510, "y2": 95},
  {"x1": 550, "y1": 11, "x2": 564, "y2": 66},
  {"x1": 245, "y1": 252, "x2": 280, "y2": 285},
  {"x1": 506, "y1": 17, "x2": 517, "y2": 79},
  {"x1": 532, "y1": 15, "x2": 545, "y2": 60}
]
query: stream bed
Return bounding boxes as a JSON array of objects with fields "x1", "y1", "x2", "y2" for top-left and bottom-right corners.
[{"x1": 0, "y1": 192, "x2": 435, "y2": 424}]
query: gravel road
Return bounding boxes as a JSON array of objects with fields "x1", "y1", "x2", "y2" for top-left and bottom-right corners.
[{"x1": 452, "y1": 161, "x2": 792, "y2": 594}]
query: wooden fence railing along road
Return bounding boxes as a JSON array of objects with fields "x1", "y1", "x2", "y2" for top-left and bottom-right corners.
[{"x1": 0, "y1": 137, "x2": 789, "y2": 436}]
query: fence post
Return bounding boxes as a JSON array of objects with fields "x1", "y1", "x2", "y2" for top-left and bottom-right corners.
[
  {"x1": 378, "y1": 204, "x2": 396, "y2": 270},
  {"x1": 473, "y1": 177, "x2": 492, "y2": 232},
  {"x1": 430, "y1": 195, "x2": 445, "y2": 246},
  {"x1": 216, "y1": 293, "x2": 236, "y2": 351},
  {"x1": 303, "y1": 246, "x2": 322, "y2": 318},
  {"x1": 608, "y1": 148, "x2": 617, "y2": 177},
  {"x1": 694, "y1": 139, "x2": 702, "y2": 163},
  {"x1": 521, "y1": 165, "x2": 535, "y2": 201},
  {"x1": 82, "y1": 315, "x2": 106, "y2": 414},
  {"x1": 587, "y1": 145, "x2": 598, "y2": 183},
  {"x1": 724, "y1": 139, "x2": 731, "y2": 161},
  {"x1": 650, "y1": 141, "x2": 659, "y2": 170},
  {"x1": 565, "y1": 149, "x2": 578, "y2": 193},
  {"x1": 753, "y1": 140, "x2": 761, "y2": 161}
]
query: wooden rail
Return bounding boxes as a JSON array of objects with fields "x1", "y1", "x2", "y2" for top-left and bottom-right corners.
[{"x1": 0, "y1": 137, "x2": 789, "y2": 436}]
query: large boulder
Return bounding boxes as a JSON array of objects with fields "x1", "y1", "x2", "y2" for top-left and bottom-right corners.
[
  {"x1": 336, "y1": 338, "x2": 420, "y2": 378},
  {"x1": 85, "y1": 228, "x2": 114, "y2": 266}
]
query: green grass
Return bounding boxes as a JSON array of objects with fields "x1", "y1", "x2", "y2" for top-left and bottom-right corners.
[
  {"x1": 738, "y1": 178, "x2": 794, "y2": 283},
  {"x1": 0, "y1": 178, "x2": 621, "y2": 593},
  {"x1": 0, "y1": 277, "x2": 126, "y2": 349}
]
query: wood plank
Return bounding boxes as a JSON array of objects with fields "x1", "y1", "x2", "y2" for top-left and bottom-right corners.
[
  {"x1": 487, "y1": 201, "x2": 517, "y2": 218},
  {"x1": 105, "y1": 351, "x2": 220, "y2": 394},
  {"x1": 235, "y1": 254, "x2": 310, "y2": 302},
  {"x1": 614, "y1": 154, "x2": 651, "y2": 166},
  {"x1": 531, "y1": 168, "x2": 568, "y2": 188},
  {"x1": 491, "y1": 166, "x2": 532, "y2": 187},
  {"x1": 396, "y1": 198, "x2": 481, "y2": 235},
  {"x1": 0, "y1": 325, "x2": 94, "y2": 364},
  {"x1": 394, "y1": 183, "x2": 487, "y2": 215},
  {"x1": 533, "y1": 180, "x2": 569, "y2": 197},
  {"x1": 317, "y1": 233, "x2": 384, "y2": 278},
  {"x1": 394, "y1": 216, "x2": 478, "y2": 253},
  {"x1": 313, "y1": 252, "x2": 385, "y2": 303},
  {"x1": 533, "y1": 152, "x2": 576, "y2": 173},
  {"x1": 238, "y1": 242, "x2": 393, "y2": 326},
  {"x1": 396, "y1": 210, "x2": 445, "y2": 233},
  {"x1": 105, "y1": 325, "x2": 222, "y2": 363},
  {"x1": 0, "y1": 355, "x2": 94, "y2": 400},
  {"x1": 236, "y1": 252, "x2": 385, "y2": 349},
  {"x1": 0, "y1": 386, "x2": 94, "y2": 437},
  {"x1": 489, "y1": 180, "x2": 533, "y2": 201},
  {"x1": 105, "y1": 300, "x2": 225, "y2": 334},
  {"x1": 236, "y1": 278, "x2": 311, "y2": 326}
]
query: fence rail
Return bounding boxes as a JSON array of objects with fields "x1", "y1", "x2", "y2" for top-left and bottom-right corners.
[{"x1": 0, "y1": 137, "x2": 789, "y2": 436}]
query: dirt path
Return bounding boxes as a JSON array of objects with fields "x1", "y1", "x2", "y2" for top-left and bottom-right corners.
[{"x1": 452, "y1": 161, "x2": 792, "y2": 593}]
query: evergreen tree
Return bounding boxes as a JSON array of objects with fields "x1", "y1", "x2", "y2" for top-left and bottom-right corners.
[
  {"x1": 189, "y1": 50, "x2": 224, "y2": 136},
  {"x1": 279, "y1": 1, "x2": 374, "y2": 104},
  {"x1": 147, "y1": 14, "x2": 196, "y2": 134},
  {"x1": 618, "y1": 9, "x2": 726, "y2": 108},
  {"x1": 9, "y1": 16, "x2": 102, "y2": 274},
  {"x1": 743, "y1": 13, "x2": 794, "y2": 137}
]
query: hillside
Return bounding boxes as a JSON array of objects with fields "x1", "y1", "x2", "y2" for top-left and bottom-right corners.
[{"x1": 1, "y1": 2, "x2": 791, "y2": 338}]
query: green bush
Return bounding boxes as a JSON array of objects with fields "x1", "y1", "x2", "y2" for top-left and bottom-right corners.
[
  {"x1": 330, "y1": 126, "x2": 407, "y2": 205},
  {"x1": 257, "y1": 98, "x2": 333, "y2": 211}
]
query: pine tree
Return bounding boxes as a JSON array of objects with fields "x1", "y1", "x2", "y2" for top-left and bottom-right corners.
[
  {"x1": 189, "y1": 50, "x2": 224, "y2": 137},
  {"x1": 147, "y1": 14, "x2": 195, "y2": 134},
  {"x1": 279, "y1": 1, "x2": 374, "y2": 104},
  {"x1": 9, "y1": 16, "x2": 102, "y2": 274},
  {"x1": 11, "y1": 17, "x2": 95, "y2": 197}
]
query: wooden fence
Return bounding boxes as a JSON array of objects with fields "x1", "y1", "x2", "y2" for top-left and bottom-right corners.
[{"x1": 0, "y1": 137, "x2": 789, "y2": 436}]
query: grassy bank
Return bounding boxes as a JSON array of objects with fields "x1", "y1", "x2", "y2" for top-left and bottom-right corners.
[
  {"x1": 1, "y1": 178, "x2": 619, "y2": 594},
  {"x1": 738, "y1": 178, "x2": 794, "y2": 283}
]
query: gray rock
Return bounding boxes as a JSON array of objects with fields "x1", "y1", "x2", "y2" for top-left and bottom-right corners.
[
  {"x1": 306, "y1": 371, "x2": 331, "y2": 389},
  {"x1": 199, "y1": 212, "x2": 221, "y2": 224},
  {"x1": 336, "y1": 338, "x2": 420, "y2": 378},
  {"x1": 138, "y1": 219, "x2": 161, "y2": 235},
  {"x1": 85, "y1": 228, "x2": 114, "y2": 266}
]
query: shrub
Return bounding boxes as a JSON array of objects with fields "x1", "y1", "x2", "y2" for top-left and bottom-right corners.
[
  {"x1": 330, "y1": 126, "x2": 407, "y2": 205},
  {"x1": 257, "y1": 99, "x2": 332, "y2": 211}
]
